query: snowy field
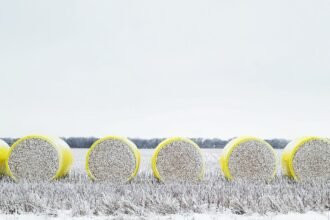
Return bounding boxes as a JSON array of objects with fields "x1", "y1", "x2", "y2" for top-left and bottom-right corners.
[{"x1": 1, "y1": 149, "x2": 330, "y2": 220}]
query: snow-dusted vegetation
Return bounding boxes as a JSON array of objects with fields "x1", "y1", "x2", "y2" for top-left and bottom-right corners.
[{"x1": 1, "y1": 149, "x2": 330, "y2": 218}]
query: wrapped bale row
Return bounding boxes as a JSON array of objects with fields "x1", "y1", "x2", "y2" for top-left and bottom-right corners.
[
  {"x1": 1, "y1": 135, "x2": 330, "y2": 182},
  {"x1": 219, "y1": 136, "x2": 330, "y2": 181},
  {"x1": 219, "y1": 136, "x2": 330, "y2": 182}
]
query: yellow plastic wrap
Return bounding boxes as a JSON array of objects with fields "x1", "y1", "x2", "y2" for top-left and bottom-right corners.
[
  {"x1": 220, "y1": 136, "x2": 277, "y2": 180},
  {"x1": 0, "y1": 139, "x2": 10, "y2": 175},
  {"x1": 151, "y1": 137, "x2": 205, "y2": 182},
  {"x1": 85, "y1": 136, "x2": 141, "y2": 181},
  {"x1": 6, "y1": 135, "x2": 73, "y2": 181},
  {"x1": 281, "y1": 136, "x2": 328, "y2": 181}
]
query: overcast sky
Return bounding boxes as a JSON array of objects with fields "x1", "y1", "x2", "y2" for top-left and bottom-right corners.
[{"x1": 0, "y1": 0, "x2": 330, "y2": 139}]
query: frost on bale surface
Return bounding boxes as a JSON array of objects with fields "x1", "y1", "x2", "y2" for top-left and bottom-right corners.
[
  {"x1": 156, "y1": 140, "x2": 203, "y2": 182},
  {"x1": 292, "y1": 139, "x2": 330, "y2": 180},
  {"x1": 227, "y1": 140, "x2": 276, "y2": 180},
  {"x1": 88, "y1": 139, "x2": 137, "y2": 183},
  {"x1": 8, "y1": 138, "x2": 59, "y2": 181}
]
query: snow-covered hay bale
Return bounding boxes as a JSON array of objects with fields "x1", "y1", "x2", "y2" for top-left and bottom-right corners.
[
  {"x1": 0, "y1": 139, "x2": 10, "y2": 175},
  {"x1": 220, "y1": 136, "x2": 277, "y2": 181},
  {"x1": 282, "y1": 136, "x2": 330, "y2": 181},
  {"x1": 86, "y1": 136, "x2": 140, "y2": 183},
  {"x1": 7, "y1": 135, "x2": 73, "y2": 181},
  {"x1": 151, "y1": 137, "x2": 205, "y2": 182}
]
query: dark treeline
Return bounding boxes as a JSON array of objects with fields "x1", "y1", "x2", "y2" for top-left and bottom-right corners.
[{"x1": 2, "y1": 137, "x2": 289, "y2": 149}]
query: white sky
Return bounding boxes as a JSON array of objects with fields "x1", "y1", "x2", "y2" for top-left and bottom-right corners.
[{"x1": 1, "y1": 0, "x2": 330, "y2": 139}]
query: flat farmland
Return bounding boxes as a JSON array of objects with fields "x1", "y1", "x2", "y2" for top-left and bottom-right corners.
[{"x1": 1, "y1": 149, "x2": 330, "y2": 219}]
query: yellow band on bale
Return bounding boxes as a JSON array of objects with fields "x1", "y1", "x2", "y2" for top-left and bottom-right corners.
[
  {"x1": 281, "y1": 136, "x2": 330, "y2": 181},
  {"x1": 151, "y1": 137, "x2": 205, "y2": 182},
  {"x1": 0, "y1": 139, "x2": 10, "y2": 175},
  {"x1": 6, "y1": 135, "x2": 73, "y2": 181},
  {"x1": 85, "y1": 136, "x2": 141, "y2": 182},
  {"x1": 220, "y1": 136, "x2": 277, "y2": 180}
]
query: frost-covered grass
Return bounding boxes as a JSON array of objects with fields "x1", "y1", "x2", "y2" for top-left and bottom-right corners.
[{"x1": 0, "y1": 149, "x2": 330, "y2": 218}]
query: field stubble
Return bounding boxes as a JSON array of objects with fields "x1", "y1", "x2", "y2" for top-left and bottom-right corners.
[{"x1": 1, "y1": 149, "x2": 330, "y2": 217}]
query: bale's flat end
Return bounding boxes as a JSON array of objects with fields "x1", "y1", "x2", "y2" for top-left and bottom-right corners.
[
  {"x1": 220, "y1": 136, "x2": 277, "y2": 181},
  {"x1": 282, "y1": 136, "x2": 330, "y2": 181},
  {"x1": 86, "y1": 136, "x2": 140, "y2": 183},
  {"x1": 151, "y1": 137, "x2": 205, "y2": 182},
  {"x1": 7, "y1": 135, "x2": 73, "y2": 181}
]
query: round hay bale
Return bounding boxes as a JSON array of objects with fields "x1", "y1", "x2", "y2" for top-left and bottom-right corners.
[
  {"x1": 85, "y1": 136, "x2": 140, "y2": 183},
  {"x1": 0, "y1": 139, "x2": 10, "y2": 175},
  {"x1": 151, "y1": 137, "x2": 205, "y2": 182},
  {"x1": 220, "y1": 136, "x2": 277, "y2": 181},
  {"x1": 282, "y1": 136, "x2": 330, "y2": 181},
  {"x1": 7, "y1": 135, "x2": 73, "y2": 181}
]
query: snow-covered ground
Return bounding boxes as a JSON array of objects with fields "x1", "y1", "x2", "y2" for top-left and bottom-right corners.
[
  {"x1": 2, "y1": 211, "x2": 330, "y2": 220},
  {"x1": 1, "y1": 149, "x2": 329, "y2": 219}
]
